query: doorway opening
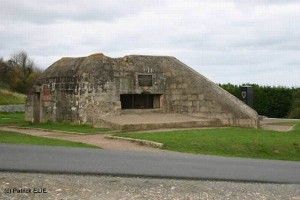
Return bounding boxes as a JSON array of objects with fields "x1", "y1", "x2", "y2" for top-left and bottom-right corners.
[
  {"x1": 33, "y1": 92, "x2": 41, "y2": 123},
  {"x1": 120, "y1": 94, "x2": 161, "y2": 109}
]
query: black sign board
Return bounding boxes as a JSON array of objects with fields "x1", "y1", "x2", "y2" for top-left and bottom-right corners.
[
  {"x1": 138, "y1": 74, "x2": 152, "y2": 86},
  {"x1": 241, "y1": 86, "x2": 253, "y2": 108}
]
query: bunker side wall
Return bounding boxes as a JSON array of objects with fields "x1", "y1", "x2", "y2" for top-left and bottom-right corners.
[{"x1": 160, "y1": 58, "x2": 258, "y2": 128}]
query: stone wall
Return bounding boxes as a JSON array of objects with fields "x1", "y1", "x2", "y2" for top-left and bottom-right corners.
[{"x1": 0, "y1": 105, "x2": 25, "y2": 112}]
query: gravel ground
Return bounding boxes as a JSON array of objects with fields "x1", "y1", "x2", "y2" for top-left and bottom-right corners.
[{"x1": 0, "y1": 172, "x2": 299, "y2": 200}]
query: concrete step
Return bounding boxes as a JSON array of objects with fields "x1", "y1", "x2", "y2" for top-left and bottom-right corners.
[
  {"x1": 96, "y1": 113, "x2": 220, "y2": 132},
  {"x1": 119, "y1": 118, "x2": 220, "y2": 132}
]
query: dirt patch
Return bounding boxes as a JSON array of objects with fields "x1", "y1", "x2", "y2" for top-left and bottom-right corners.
[
  {"x1": 260, "y1": 124, "x2": 295, "y2": 132},
  {"x1": 260, "y1": 118, "x2": 299, "y2": 132}
]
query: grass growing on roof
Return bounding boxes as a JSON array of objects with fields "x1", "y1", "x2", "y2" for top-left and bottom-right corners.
[
  {"x1": 114, "y1": 123, "x2": 300, "y2": 161},
  {"x1": 0, "y1": 130, "x2": 100, "y2": 148}
]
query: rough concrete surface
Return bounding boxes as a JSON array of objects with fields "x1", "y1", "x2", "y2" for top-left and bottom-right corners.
[
  {"x1": 26, "y1": 53, "x2": 258, "y2": 128},
  {"x1": 99, "y1": 113, "x2": 219, "y2": 131},
  {"x1": 0, "y1": 172, "x2": 299, "y2": 200},
  {"x1": 0, "y1": 105, "x2": 25, "y2": 113}
]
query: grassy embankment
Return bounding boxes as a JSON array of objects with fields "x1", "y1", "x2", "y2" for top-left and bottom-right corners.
[
  {"x1": 0, "y1": 88, "x2": 26, "y2": 105},
  {"x1": 115, "y1": 123, "x2": 300, "y2": 161}
]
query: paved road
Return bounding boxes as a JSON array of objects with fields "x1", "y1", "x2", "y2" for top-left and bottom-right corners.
[{"x1": 0, "y1": 144, "x2": 299, "y2": 184}]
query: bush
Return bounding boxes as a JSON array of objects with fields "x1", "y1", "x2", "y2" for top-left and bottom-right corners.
[
  {"x1": 288, "y1": 89, "x2": 300, "y2": 119},
  {"x1": 220, "y1": 83, "x2": 297, "y2": 118}
]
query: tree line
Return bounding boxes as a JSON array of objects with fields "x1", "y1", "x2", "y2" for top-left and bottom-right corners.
[
  {"x1": 0, "y1": 51, "x2": 42, "y2": 94},
  {"x1": 219, "y1": 83, "x2": 300, "y2": 119}
]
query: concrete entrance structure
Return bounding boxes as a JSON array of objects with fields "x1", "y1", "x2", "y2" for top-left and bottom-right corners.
[
  {"x1": 98, "y1": 111, "x2": 220, "y2": 132},
  {"x1": 25, "y1": 53, "x2": 258, "y2": 130}
]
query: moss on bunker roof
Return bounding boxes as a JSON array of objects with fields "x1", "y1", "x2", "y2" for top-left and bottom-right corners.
[
  {"x1": 40, "y1": 53, "x2": 178, "y2": 78},
  {"x1": 88, "y1": 53, "x2": 104, "y2": 58}
]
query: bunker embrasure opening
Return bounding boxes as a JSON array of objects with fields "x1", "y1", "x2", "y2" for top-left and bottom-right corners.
[{"x1": 120, "y1": 94, "x2": 161, "y2": 109}]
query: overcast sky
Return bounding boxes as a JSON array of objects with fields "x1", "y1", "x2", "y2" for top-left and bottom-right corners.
[{"x1": 0, "y1": 0, "x2": 299, "y2": 87}]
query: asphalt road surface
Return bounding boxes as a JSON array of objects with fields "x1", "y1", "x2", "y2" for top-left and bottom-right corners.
[{"x1": 0, "y1": 144, "x2": 299, "y2": 184}]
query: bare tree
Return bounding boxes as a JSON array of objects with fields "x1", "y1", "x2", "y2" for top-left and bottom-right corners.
[
  {"x1": 8, "y1": 51, "x2": 37, "y2": 78},
  {"x1": 5, "y1": 51, "x2": 42, "y2": 93}
]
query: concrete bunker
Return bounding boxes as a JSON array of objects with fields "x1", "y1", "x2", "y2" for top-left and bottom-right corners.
[{"x1": 25, "y1": 53, "x2": 258, "y2": 130}]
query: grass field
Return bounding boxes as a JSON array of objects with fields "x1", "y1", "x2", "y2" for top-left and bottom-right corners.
[
  {"x1": 21, "y1": 121, "x2": 110, "y2": 134},
  {"x1": 0, "y1": 88, "x2": 26, "y2": 105},
  {"x1": 0, "y1": 130, "x2": 99, "y2": 148},
  {"x1": 115, "y1": 123, "x2": 300, "y2": 161},
  {"x1": 0, "y1": 112, "x2": 109, "y2": 134},
  {"x1": 0, "y1": 112, "x2": 26, "y2": 124}
]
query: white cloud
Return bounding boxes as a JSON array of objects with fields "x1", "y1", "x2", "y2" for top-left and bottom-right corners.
[
  {"x1": 0, "y1": 0, "x2": 299, "y2": 87},
  {"x1": 0, "y1": 0, "x2": 166, "y2": 23}
]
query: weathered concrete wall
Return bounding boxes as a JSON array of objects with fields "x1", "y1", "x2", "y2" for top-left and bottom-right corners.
[
  {"x1": 164, "y1": 58, "x2": 258, "y2": 128},
  {"x1": 121, "y1": 56, "x2": 258, "y2": 128},
  {"x1": 25, "y1": 95, "x2": 33, "y2": 122},
  {"x1": 35, "y1": 58, "x2": 121, "y2": 124},
  {"x1": 25, "y1": 53, "x2": 258, "y2": 128},
  {"x1": 0, "y1": 105, "x2": 25, "y2": 112}
]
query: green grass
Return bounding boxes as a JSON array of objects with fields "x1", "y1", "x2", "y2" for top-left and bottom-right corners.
[
  {"x1": 0, "y1": 89, "x2": 26, "y2": 105},
  {"x1": 115, "y1": 123, "x2": 300, "y2": 161},
  {"x1": 21, "y1": 121, "x2": 110, "y2": 134},
  {"x1": 0, "y1": 130, "x2": 99, "y2": 149},
  {"x1": 0, "y1": 112, "x2": 109, "y2": 134},
  {"x1": 0, "y1": 112, "x2": 26, "y2": 124}
]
